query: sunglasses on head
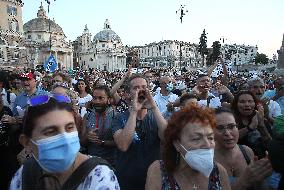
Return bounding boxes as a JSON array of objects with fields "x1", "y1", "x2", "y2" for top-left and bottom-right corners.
[{"x1": 28, "y1": 94, "x2": 71, "y2": 107}]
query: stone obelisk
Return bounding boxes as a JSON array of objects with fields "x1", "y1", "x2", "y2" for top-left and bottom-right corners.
[{"x1": 275, "y1": 34, "x2": 284, "y2": 75}]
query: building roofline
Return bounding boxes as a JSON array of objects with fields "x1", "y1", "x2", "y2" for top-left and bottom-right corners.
[{"x1": 1, "y1": 0, "x2": 24, "y2": 6}]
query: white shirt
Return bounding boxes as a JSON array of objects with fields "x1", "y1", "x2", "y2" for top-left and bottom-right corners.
[
  {"x1": 268, "y1": 100, "x2": 282, "y2": 118},
  {"x1": 78, "y1": 94, "x2": 93, "y2": 107},
  {"x1": 1, "y1": 88, "x2": 16, "y2": 110},
  {"x1": 153, "y1": 92, "x2": 178, "y2": 114},
  {"x1": 197, "y1": 93, "x2": 221, "y2": 108}
]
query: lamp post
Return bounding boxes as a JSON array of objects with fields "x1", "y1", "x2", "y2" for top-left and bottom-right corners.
[
  {"x1": 176, "y1": 4, "x2": 188, "y2": 23},
  {"x1": 179, "y1": 42, "x2": 183, "y2": 71}
]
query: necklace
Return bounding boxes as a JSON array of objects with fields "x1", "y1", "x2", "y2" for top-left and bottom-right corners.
[{"x1": 192, "y1": 183, "x2": 198, "y2": 190}]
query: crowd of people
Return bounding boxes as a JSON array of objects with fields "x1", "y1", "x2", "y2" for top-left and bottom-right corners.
[{"x1": 0, "y1": 58, "x2": 284, "y2": 190}]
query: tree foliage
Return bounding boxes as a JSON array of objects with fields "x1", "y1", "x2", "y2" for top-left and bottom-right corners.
[
  {"x1": 198, "y1": 29, "x2": 208, "y2": 66},
  {"x1": 207, "y1": 41, "x2": 221, "y2": 66},
  {"x1": 255, "y1": 53, "x2": 269, "y2": 65}
]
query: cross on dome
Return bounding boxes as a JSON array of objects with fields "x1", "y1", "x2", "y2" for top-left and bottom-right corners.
[{"x1": 104, "y1": 19, "x2": 111, "y2": 30}]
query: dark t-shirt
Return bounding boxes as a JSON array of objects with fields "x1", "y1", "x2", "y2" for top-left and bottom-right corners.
[
  {"x1": 112, "y1": 110, "x2": 161, "y2": 190},
  {"x1": 85, "y1": 108, "x2": 116, "y2": 165},
  {"x1": 0, "y1": 106, "x2": 13, "y2": 147}
]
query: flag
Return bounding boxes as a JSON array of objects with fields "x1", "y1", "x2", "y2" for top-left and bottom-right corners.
[{"x1": 44, "y1": 54, "x2": 58, "y2": 73}]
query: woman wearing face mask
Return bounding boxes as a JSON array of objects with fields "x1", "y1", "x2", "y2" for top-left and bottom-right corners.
[
  {"x1": 145, "y1": 104, "x2": 231, "y2": 190},
  {"x1": 10, "y1": 94, "x2": 120, "y2": 190},
  {"x1": 231, "y1": 91, "x2": 272, "y2": 158},
  {"x1": 214, "y1": 107, "x2": 272, "y2": 190}
]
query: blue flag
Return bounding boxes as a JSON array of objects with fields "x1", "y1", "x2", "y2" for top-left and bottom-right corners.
[{"x1": 44, "y1": 54, "x2": 58, "y2": 73}]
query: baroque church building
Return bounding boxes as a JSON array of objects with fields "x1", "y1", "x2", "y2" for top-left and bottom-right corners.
[
  {"x1": 73, "y1": 19, "x2": 126, "y2": 71},
  {"x1": 0, "y1": 0, "x2": 26, "y2": 66},
  {"x1": 23, "y1": 3, "x2": 73, "y2": 69}
]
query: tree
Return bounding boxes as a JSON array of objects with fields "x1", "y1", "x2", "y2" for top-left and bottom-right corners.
[
  {"x1": 255, "y1": 53, "x2": 269, "y2": 65},
  {"x1": 207, "y1": 41, "x2": 221, "y2": 66},
  {"x1": 198, "y1": 29, "x2": 208, "y2": 67}
]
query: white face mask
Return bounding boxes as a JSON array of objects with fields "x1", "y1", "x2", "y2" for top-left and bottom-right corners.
[{"x1": 179, "y1": 143, "x2": 214, "y2": 177}]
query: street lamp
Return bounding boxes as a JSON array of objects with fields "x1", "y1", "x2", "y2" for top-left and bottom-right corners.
[
  {"x1": 179, "y1": 42, "x2": 183, "y2": 71},
  {"x1": 176, "y1": 4, "x2": 188, "y2": 23}
]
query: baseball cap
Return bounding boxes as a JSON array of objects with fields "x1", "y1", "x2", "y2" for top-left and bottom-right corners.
[{"x1": 19, "y1": 72, "x2": 36, "y2": 80}]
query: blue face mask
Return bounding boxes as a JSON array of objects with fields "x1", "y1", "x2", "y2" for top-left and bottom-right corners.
[
  {"x1": 31, "y1": 131, "x2": 80, "y2": 173},
  {"x1": 166, "y1": 82, "x2": 174, "y2": 92}
]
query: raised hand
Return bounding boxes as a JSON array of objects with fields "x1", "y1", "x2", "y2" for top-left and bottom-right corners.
[
  {"x1": 130, "y1": 89, "x2": 145, "y2": 112},
  {"x1": 142, "y1": 89, "x2": 157, "y2": 110},
  {"x1": 239, "y1": 157, "x2": 272, "y2": 187},
  {"x1": 256, "y1": 104, "x2": 265, "y2": 125}
]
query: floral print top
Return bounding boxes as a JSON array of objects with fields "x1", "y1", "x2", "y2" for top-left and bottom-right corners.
[{"x1": 9, "y1": 164, "x2": 120, "y2": 190}]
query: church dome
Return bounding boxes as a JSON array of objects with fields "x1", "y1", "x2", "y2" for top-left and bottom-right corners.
[
  {"x1": 23, "y1": 3, "x2": 64, "y2": 35},
  {"x1": 93, "y1": 19, "x2": 121, "y2": 42}
]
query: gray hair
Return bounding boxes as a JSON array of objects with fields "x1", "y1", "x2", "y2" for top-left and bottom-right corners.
[{"x1": 247, "y1": 77, "x2": 264, "y2": 87}]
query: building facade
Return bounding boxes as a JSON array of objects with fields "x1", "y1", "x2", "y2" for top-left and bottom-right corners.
[
  {"x1": 221, "y1": 44, "x2": 258, "y2": 66},
  {"x1": 73, "y1": 19, "x2": 126, "y2": 71},
  {"x1": 137, "y1": 40, "x2": 202, "y2": 69},
  {"x1": 0, "y1": 0, "x2": 26, "y2": 66},
  {"x1": 23, "y1": 3, "x2": 73, "y2": 69}
]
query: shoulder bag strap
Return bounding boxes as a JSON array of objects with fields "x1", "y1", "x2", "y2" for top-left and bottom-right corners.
[
  {"x1": 238, "y1": 144, "x2": 251, "y2": 165},
  {"x1": 61, "y1": 157, "x2": 111, "y2": 190},
  {"x1": 22, "y1": 157, "x2": 43, "y2": 190}
]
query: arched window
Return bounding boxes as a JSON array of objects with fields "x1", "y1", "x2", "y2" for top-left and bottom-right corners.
[
  {"x1": 7, "y1": 5, "x2": 17, "y2": 16},
  {"x1": 0, "y1": 37, "x2": 6, "y2": 45},
  {"x1": 8, "y1": 19, "x2": 19, "y2": 32}
]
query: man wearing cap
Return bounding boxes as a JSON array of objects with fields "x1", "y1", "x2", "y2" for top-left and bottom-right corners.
[{"x1": 12, "y1": 72, "x2": 48, "y2": 117}]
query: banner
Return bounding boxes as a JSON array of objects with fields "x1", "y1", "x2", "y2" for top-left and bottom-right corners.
[{"x1": 44, "y1": 54, "x2": 58, "y2": 73}]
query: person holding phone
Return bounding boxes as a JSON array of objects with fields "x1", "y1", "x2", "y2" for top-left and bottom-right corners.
[{"x1": 81, "y1": 85, "x2": 116, "y2": 165}]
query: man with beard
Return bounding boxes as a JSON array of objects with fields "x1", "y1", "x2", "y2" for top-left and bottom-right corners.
[
  {"x1": 248, "y1": 77, "x2": 281, "y2": 121},
  {"x1": 82, "y1": 85, "x2": 116, "y2": 165},
  {"x1": 112, "y1": 74, "x2": 167, "y2": 190}
]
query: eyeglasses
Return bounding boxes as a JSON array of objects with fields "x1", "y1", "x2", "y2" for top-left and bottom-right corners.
[
  {"x1": 28, "y1": 94, "x2": 71, "y2": 107},
  {"x1": 216, "y1": 124, "x2": 237, "y2": 133}
]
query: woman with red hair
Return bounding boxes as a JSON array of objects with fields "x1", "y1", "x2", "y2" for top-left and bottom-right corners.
[{"x1": 145, "y1": 104, "x2": 231, "y2": 190}]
